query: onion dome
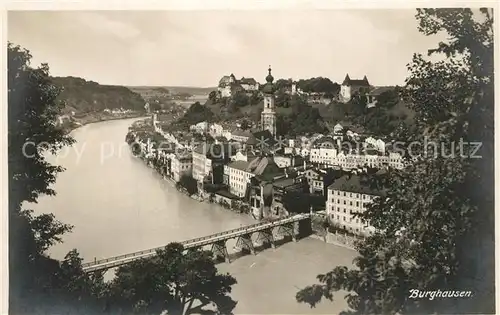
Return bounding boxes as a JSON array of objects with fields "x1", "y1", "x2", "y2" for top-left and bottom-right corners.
[
  {"x1": 262, "y1": 65, "x2": 275, "y2": 94},
  {"x1": 265, "y1": 66, "x2": 274, "y2": 83}
]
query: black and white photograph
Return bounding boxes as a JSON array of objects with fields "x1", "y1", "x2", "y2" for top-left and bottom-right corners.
[{"x1": 4, "y1": 2, "x2": 497, "y2": 315}]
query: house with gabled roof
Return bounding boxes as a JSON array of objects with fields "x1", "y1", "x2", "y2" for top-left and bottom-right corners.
[
  {"x1": 223, "y1": 156, "x2": 282, "y2": 199},
  {"x1": 339, "y1": 73, "x2": 371, "y2": 103}
]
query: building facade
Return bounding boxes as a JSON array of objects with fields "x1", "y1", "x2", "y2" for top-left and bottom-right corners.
[
  {"x1": 261, "y1": 66, "x2": 277, "y2": 137},
  {"x1": 310, "y1": 147, "x2": 338, "y2": 166},
  {"x1": 171, "y1": 151, "x2": 193, "y2": 182},
  {"x1": 326, "y1": 174, "x2": 381, "y2": 236}
]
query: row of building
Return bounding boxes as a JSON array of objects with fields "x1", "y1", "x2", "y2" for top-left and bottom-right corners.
[{"x1": 131, "y1": 122, "x2": 393, "y2": 236}]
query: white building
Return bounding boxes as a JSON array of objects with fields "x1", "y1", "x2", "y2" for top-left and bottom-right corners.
[
  {"x1": 190, "y1": 121, "x2": 209, "y2": 134},
  {"x1": 192, "y1": 145, "x2": 213, "y2": 185},
  {"x1": 310, "y1": 148, "x2": 338, "y2": 166},
  {"x1": 218, "y1": 74, "x2": 259, "y2": 98},
  {"x1": 273, "y1": 153, "x2": 302, "y2": 168},
  {"x1": 171, "y1": 151, "x2": 193, "y2": 182},
  {"x1": 224, "y1": 156, "x2": 281, "y2": 198},
  {"x1": 239, "y1": 77, "x2": 260, "y2": 91},
  {"x1": 222, "y1": 130, "x2": 233, "y2": 141},
  {"x1": 231, "y1": 150, "x2": 257, "y2": 162},
  {"x1": 326, "y1": 174, "x2": 381, "y2": 235},
  {"x1": 209, "y1": 123, "x2": 224, "y2": 137},
  {"x1": 333, "y1": 123, "x2": 343, "y2": 135},
  {"x1": 231, "y1": 130, "x2": 252, "y2": 143}
]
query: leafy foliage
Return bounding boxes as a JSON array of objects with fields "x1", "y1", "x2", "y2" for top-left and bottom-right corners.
[
  {"x1": 8, "y1": 42, "x2": 108, "y2": 314},
  {"x1": 297, "y1": 77, "x2": 340, "y2": 94},
  {"x1": 232, "y1": 91, "x2": 250, "y2": 107},
  {"x1": 296, "y1": 8, "x2": 494, "y2": 314},
  {"x1": 276, "y1": 97, "x2": 329, "y2": 136},
  {"x1": 177, "y1": 101, "x2": 216, "y2": 127},
  {"x1": 108, "y1": 243, "x2": 237, "y2": 315},
  {"x1": 282, "y1": 190, "x2": 311, "y2": 214}
]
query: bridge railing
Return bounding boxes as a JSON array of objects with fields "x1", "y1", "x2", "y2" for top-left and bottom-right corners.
[{"x1": 82, "y1": 214, "x2": 310, "y2": 268}]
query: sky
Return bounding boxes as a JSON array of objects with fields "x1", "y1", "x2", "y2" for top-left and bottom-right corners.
[{"x1": 8, "y1": 10, "x2": 448, "y2": 87}]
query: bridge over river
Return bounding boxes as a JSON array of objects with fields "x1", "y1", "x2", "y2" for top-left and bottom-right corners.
[{"x1": 82, "y1": 213, "x2": 315, "y2": 272}]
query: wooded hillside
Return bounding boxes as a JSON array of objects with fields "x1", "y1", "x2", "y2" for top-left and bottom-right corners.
[{"x1": 51, "y1": 76, "x2": 146, "y2": 114}]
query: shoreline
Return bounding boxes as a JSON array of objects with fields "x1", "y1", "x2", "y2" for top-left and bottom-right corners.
[{"x1": 65, "y1": 113, "x2": 149, "y2": 134}]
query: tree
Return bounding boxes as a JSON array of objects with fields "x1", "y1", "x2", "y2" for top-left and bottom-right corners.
[
  {"x1": 296, "y1": 9, "x2": 494, "y2": 314},
  {"x1": 208, "y1": 90, "x2": 218, "y2": 103},
  {"x1": 8, "y1": 43, "x2": 106, "y2": 313},
  {"x1": 249, "y1": 90, "x2": 263, "y2": 105},
  {"x1": 178, "y1": 174, "x2": 199, "y2": 195},
  {"x1": 148, "y1": 101, "x2": 162, "y2": 112},
  {"x1": 108, "y1": 243, "x2": 237, "y2": 315},
  {"x1": 282, "y1": 190, "x2": 310, "y2": 214},
  {"x1": 232, "y1": 91, "x2": 249, "y2": 107},
  {"x1": 177, "y1": 101, "x2": 215, "y2": 127}
]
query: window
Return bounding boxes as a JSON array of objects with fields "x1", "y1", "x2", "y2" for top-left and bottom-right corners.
[
  {"x1": 337, "y1": 199, "x2": 340, "y2": 204},
  {"x1": 343, "y1": 192, "x2": 346, "y2": 196},
  {"x1": 356, "y1": 201, "x2": 359, "y2": 207},
  {"x1": 343, "y1": 208, "x2": 346, "y2": 213},
  {"x1": 343, "y1": 200, "x2": 346, "y2": 205},
  {"x1": 350, "y1": 201, "x2": 353, "y2": 206},
  {"x1": 337, "y1": 215, "x2": 339, "y2": 220}
]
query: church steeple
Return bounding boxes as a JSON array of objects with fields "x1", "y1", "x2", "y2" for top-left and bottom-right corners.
[
  {"x1": 342, "y1": 73, "x2": 351, "y2": 85},
  {"x1": 261, "y1": 65, "x2": 277, "y2": 136}
]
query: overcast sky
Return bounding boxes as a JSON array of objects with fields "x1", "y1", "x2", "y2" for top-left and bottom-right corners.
[{"x1": 8, "y1": 10, "x2": 447, "y2": 87}]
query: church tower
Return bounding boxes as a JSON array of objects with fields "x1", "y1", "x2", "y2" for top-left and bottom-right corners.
[{"x1": 261, "y1": 66, "x2": 277, "y2": 136}]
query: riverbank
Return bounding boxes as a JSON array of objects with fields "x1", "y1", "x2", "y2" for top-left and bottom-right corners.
[
  {"x1": 64, "y1": 112, "x2": 149, "y2": 134},
  {"x1": 33, "y1": 117, "x2": 358, "y2": 314}
]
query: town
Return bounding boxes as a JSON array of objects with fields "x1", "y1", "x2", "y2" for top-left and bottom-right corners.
[
  {"x1": 8, "y1": 8, "x2": 494, "y2": 315},
  {"x1": 126, "y1": 66, "x2": 407, "y2": 242}
]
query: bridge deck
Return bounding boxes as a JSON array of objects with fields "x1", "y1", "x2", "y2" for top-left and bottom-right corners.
[{"x1": 82, "y1": 213, "x2": 313, "y2": 272}]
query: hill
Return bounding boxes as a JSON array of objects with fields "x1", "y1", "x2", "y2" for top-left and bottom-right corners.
[
  {"x1": 128, "y1": 86, "x2": 216, "y2": 98},
  {"x1": 51, "y1": 76, "x2": 146, "y2": 114},
  {"x1": 314, "y1": 92, "x2": 415, "y2": 136}
]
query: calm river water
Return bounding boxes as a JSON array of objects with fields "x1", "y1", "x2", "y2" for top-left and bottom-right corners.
[{"x1": 32, "y1": 118, "x2": 356, "y2": 314}]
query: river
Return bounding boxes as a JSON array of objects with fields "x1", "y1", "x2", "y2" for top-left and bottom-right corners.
[{"x1": 32, "y1": 117, "x2": 357, "y2": 314}]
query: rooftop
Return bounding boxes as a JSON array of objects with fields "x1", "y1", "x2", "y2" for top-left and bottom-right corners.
[{"x1": 327, "y1": 174, "x2": 383, "y2": 196}]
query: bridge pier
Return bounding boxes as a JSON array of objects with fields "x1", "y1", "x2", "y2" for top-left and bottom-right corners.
[
  {"x1": 256, "y1": 228, "x2": 275, "y2": 249},
  {"x1": 277, "y1": 222, "x2": 296, "y2": 242},
  {"x1": 235, "y1": 233, "x2": 255, "y2": 255},
  {"x1": 211, "y1": 240, "x2": 230, "y2": 263}
]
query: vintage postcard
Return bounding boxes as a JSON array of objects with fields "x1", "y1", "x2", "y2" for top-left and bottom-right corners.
[{"x1": 3, "y1": 1, "x2": 497, "y2": 314}]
